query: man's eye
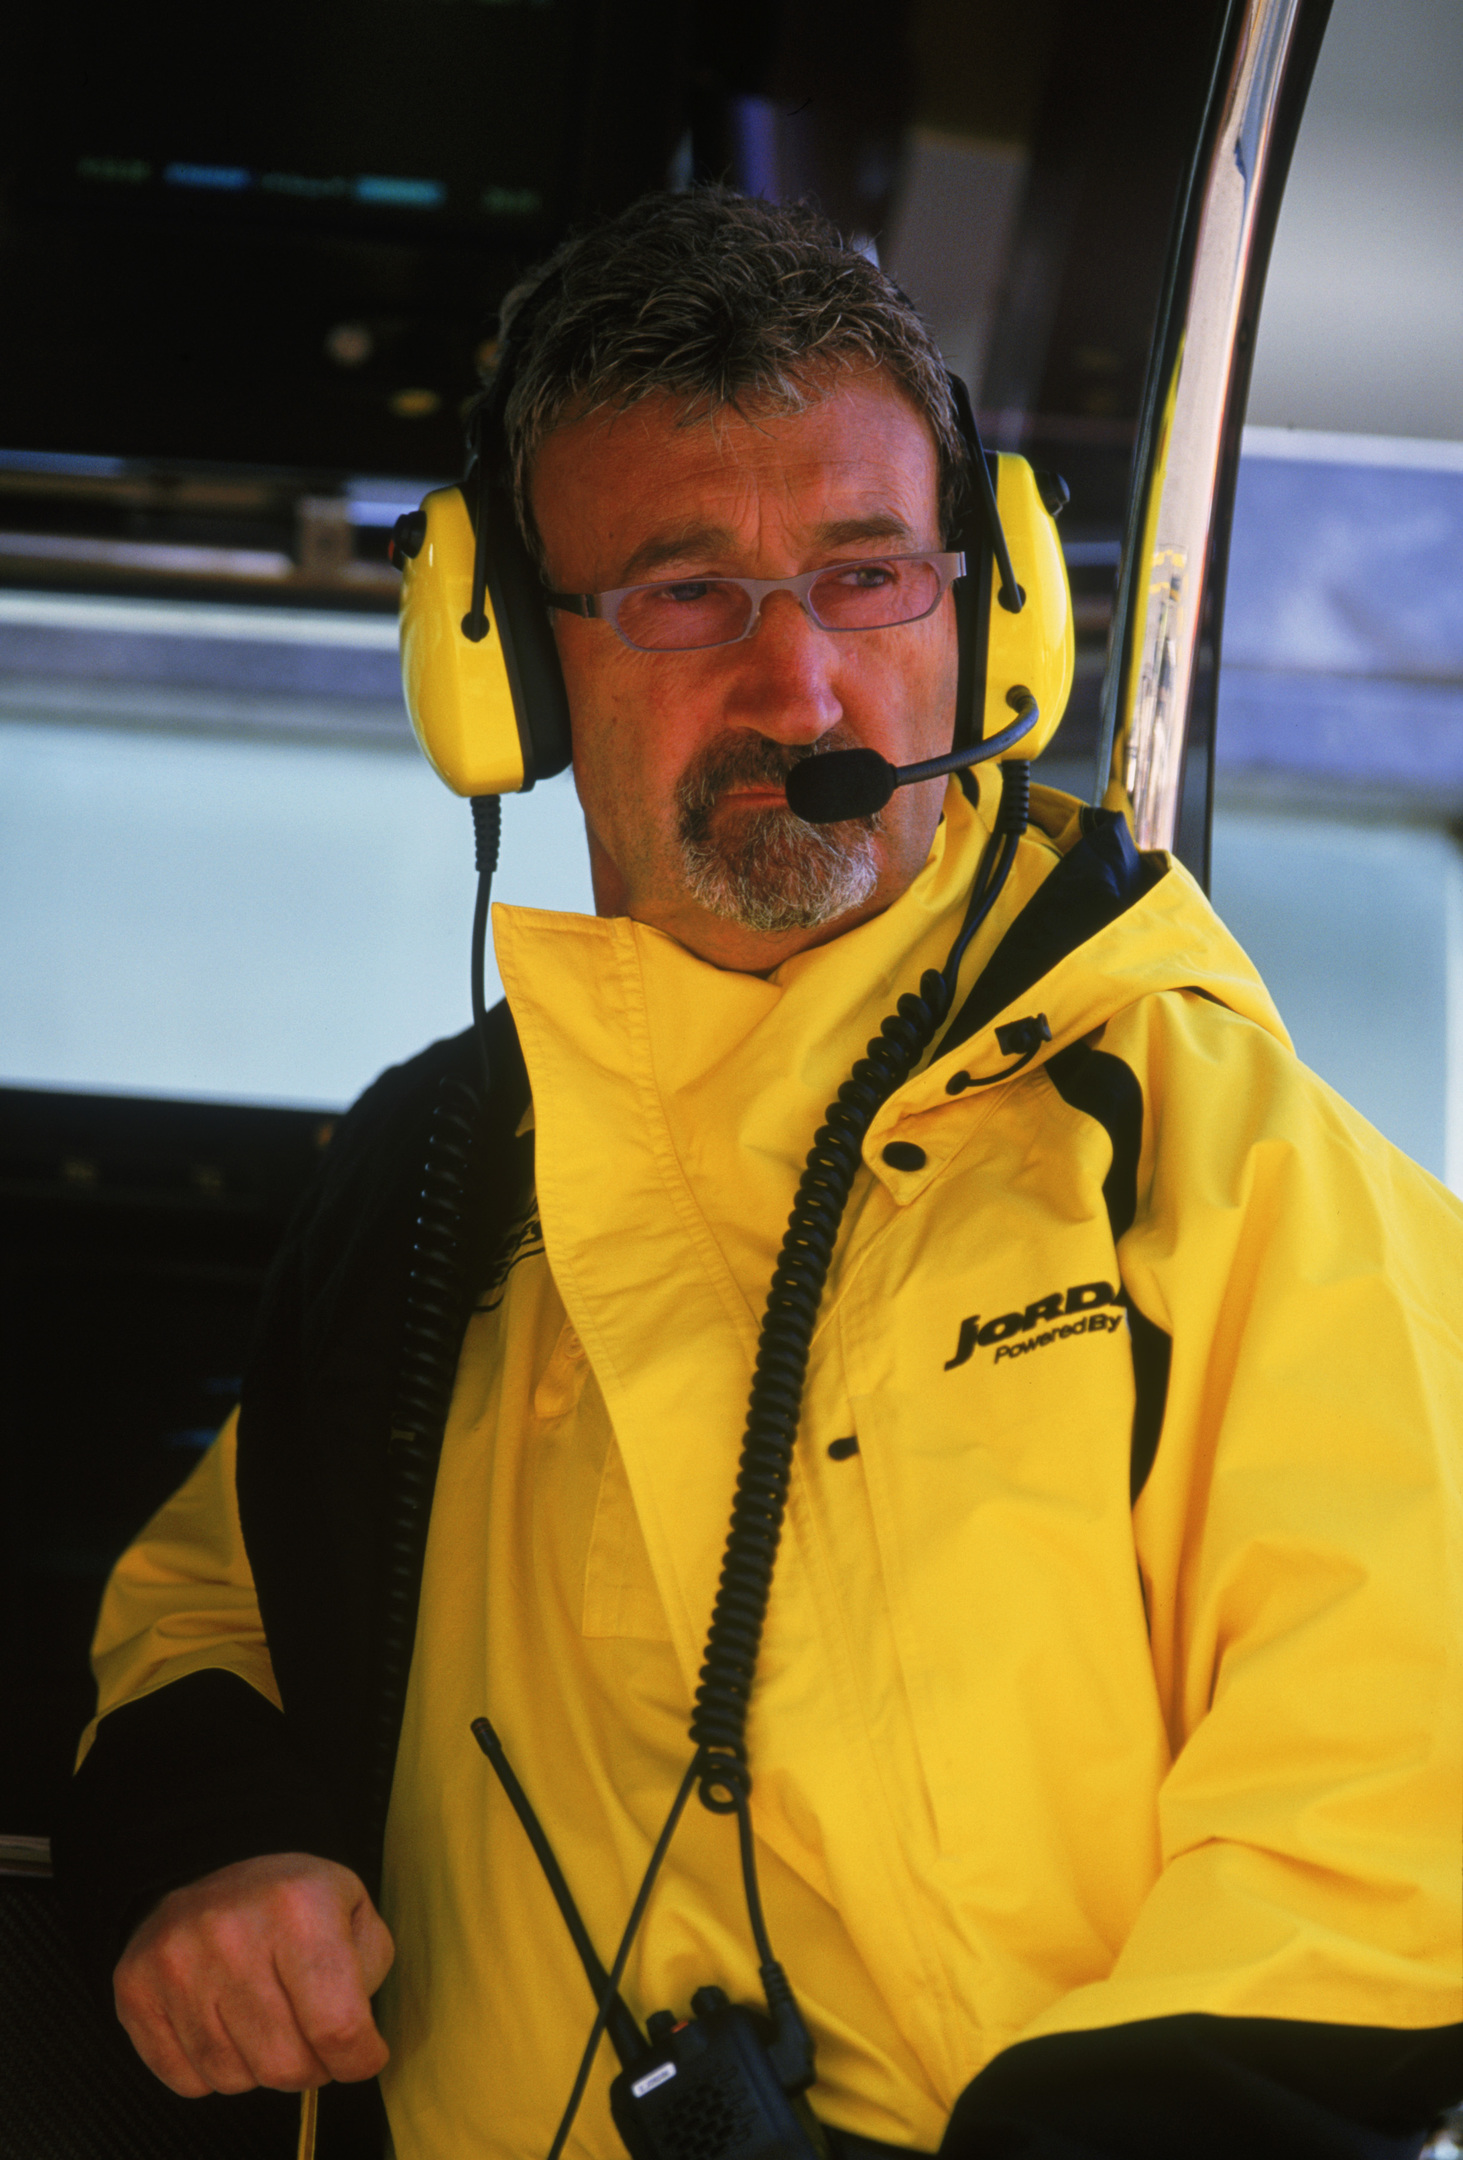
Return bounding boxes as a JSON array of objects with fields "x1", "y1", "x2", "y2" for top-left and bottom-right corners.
[
  {"x1": 836, "y1": 562, "x2": 897, "y2": 589},
  {"x1": 658, "y1": 581, "x2": 715, "y2": 604}
]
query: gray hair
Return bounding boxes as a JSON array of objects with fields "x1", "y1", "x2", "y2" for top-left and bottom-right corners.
[{"x1": 484, "y1": 187, "x2": 965, "y2": 560}]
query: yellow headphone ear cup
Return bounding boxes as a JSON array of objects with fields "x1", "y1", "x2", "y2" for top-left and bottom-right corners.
[
  {"x1": 398, "y1": 487, "x2": 530, "y2": 797},
  {"x1": 982, "y1": 456, "x2": 1075, "y2": 759}
]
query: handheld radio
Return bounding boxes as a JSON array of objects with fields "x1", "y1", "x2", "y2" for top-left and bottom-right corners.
[{"x1": 472, "y1": 1720, "x2": 826, "y2": 2160}]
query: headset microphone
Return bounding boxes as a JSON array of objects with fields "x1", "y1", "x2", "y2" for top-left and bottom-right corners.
[{"x1": 785, "y1": 693, "x2": 1039, "y2": 825}]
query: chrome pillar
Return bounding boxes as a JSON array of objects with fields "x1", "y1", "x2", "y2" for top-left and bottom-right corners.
[{"x1": 1098, "y1": 0, "x2": 1331, "y2": 866}]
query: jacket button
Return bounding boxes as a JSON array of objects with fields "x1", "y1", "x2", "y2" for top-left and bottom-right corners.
[{"x1": 881, "y1": 1141, "x2": 926, "y2": 1172}]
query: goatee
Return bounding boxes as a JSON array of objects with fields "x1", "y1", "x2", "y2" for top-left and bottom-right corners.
[{"x1": 675, "y1": 731, "x2": 882, "y2": 934}]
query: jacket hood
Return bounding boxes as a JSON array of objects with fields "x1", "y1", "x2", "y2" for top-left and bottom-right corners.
[{"x1": 924, "y1": 780, "x2": 1289, "y2": 1080}]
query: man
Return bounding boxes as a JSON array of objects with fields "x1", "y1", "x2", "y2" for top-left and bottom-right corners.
[{"x1": 58, "y1": 191, "x2": 1462, "y2": 2159}]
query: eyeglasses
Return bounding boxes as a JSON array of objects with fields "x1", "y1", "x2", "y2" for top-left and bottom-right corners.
[{"x1": 544, "y1": 551, "x2": 965, "y2": 653}]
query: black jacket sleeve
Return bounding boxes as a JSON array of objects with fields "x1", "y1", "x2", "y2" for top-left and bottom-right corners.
[
  {"x1": 52, "y1": 1009, "x2": 532, "y2": 1986},
  {"x1": 939, "y1": 2015, "x2": 1463, "y2": 2160},
  {"x1": 52, "y1": 1670, "x2": 354, "y2": 1981}
]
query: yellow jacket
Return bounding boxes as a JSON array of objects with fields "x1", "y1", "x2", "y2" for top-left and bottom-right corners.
[{"x1": 80, "y1": 775, "x2": 1463, "y2": 2157}]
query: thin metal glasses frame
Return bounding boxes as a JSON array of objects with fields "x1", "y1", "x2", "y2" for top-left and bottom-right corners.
[{"x1": 544, "y1": 551, "x2": 966, "y2": 652}]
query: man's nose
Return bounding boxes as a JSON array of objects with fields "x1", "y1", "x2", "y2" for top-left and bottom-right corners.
[{"x1": 724, "y1": 588, "x2": 844, "y2": 742}]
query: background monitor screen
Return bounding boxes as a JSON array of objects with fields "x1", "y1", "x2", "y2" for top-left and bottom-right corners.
[
  {"x1": 1, "y1": 0, "x2": 683, "y2": 473},
  {"x1": 18, "y1": 0, "x2": 576, "y2": 241}
]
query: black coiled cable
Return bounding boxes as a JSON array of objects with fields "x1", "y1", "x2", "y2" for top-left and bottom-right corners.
[
  {"x1": 391, "y1": 1078, "x2": 483, "y2": 1440},
  {"x1": 366, "y1": 794, "x2": 500, "y2": 1881},
  {"x1": 470, "y1": 764, "x2": 1034, "y2": 2151},
  {"x1": 364, "y1": 1069, "x2": 483, "y2": 1878},
  {"x1": 689, "y1": 760, "x2": 1031, "y2": 1814},
  {"x1": 997, "y1": 758, "x2": 1031, "y2": 838},
  {"x1": 689, "y1": 965, "x2": 952, "y2": 1807}
]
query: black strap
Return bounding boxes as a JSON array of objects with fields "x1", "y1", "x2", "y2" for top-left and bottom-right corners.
[{"x1": 938, "y1": 810, "x2": 1166, "y2": 1065}]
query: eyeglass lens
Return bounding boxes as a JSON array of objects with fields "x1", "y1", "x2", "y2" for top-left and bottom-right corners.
[{"x1": 614, "y1": 558, "x2": 945, "y2": 652}]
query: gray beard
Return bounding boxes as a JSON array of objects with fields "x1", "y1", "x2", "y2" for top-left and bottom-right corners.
[{"x1": 674, "y1": 733, "x2": 882, "y2": 934}]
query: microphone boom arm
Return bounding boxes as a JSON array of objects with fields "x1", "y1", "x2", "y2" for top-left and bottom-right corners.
[
  {"x1": 892, "y1": 697, "x2": 1038, "y2": 787},
  {"x1": 785, "y1": 693, "x2": 1038, "y2": 826}
]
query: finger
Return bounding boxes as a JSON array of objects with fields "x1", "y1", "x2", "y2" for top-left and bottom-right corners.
[
  {"x1": 161, "y1": 1996, "x2": 264, "y2": 2097},
  {"x1": 114, "y1": 1985, "x2": 215, "y2": 2100},
  {"x1": 118, "y1": 1924, "x2": 263, "y2": 2095},
  {"x1": 276, "y1": 1933, "x2": 389, "y2": 2083},
  {"x1": 134, "y1": 1993, "x2": 258, "y2": 2096},
  {"x1": 115, "y1": 1955, "x2": 240, "y2": 2098},
  {"x1": 351, "y1": 1901, "x2": 396, "y2": 1997},
  {"x1": 216, "y1": 1983, "x2": 333, "y2": 2093}
]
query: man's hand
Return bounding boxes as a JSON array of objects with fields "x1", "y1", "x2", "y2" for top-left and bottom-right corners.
[{"x1": 114, "y1": 1853, "x2": 395, "y2": 2098}]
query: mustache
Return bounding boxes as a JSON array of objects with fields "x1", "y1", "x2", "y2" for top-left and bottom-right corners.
[{"x1": 676, "y1": 729, "x2": 874, "y2": 825}]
